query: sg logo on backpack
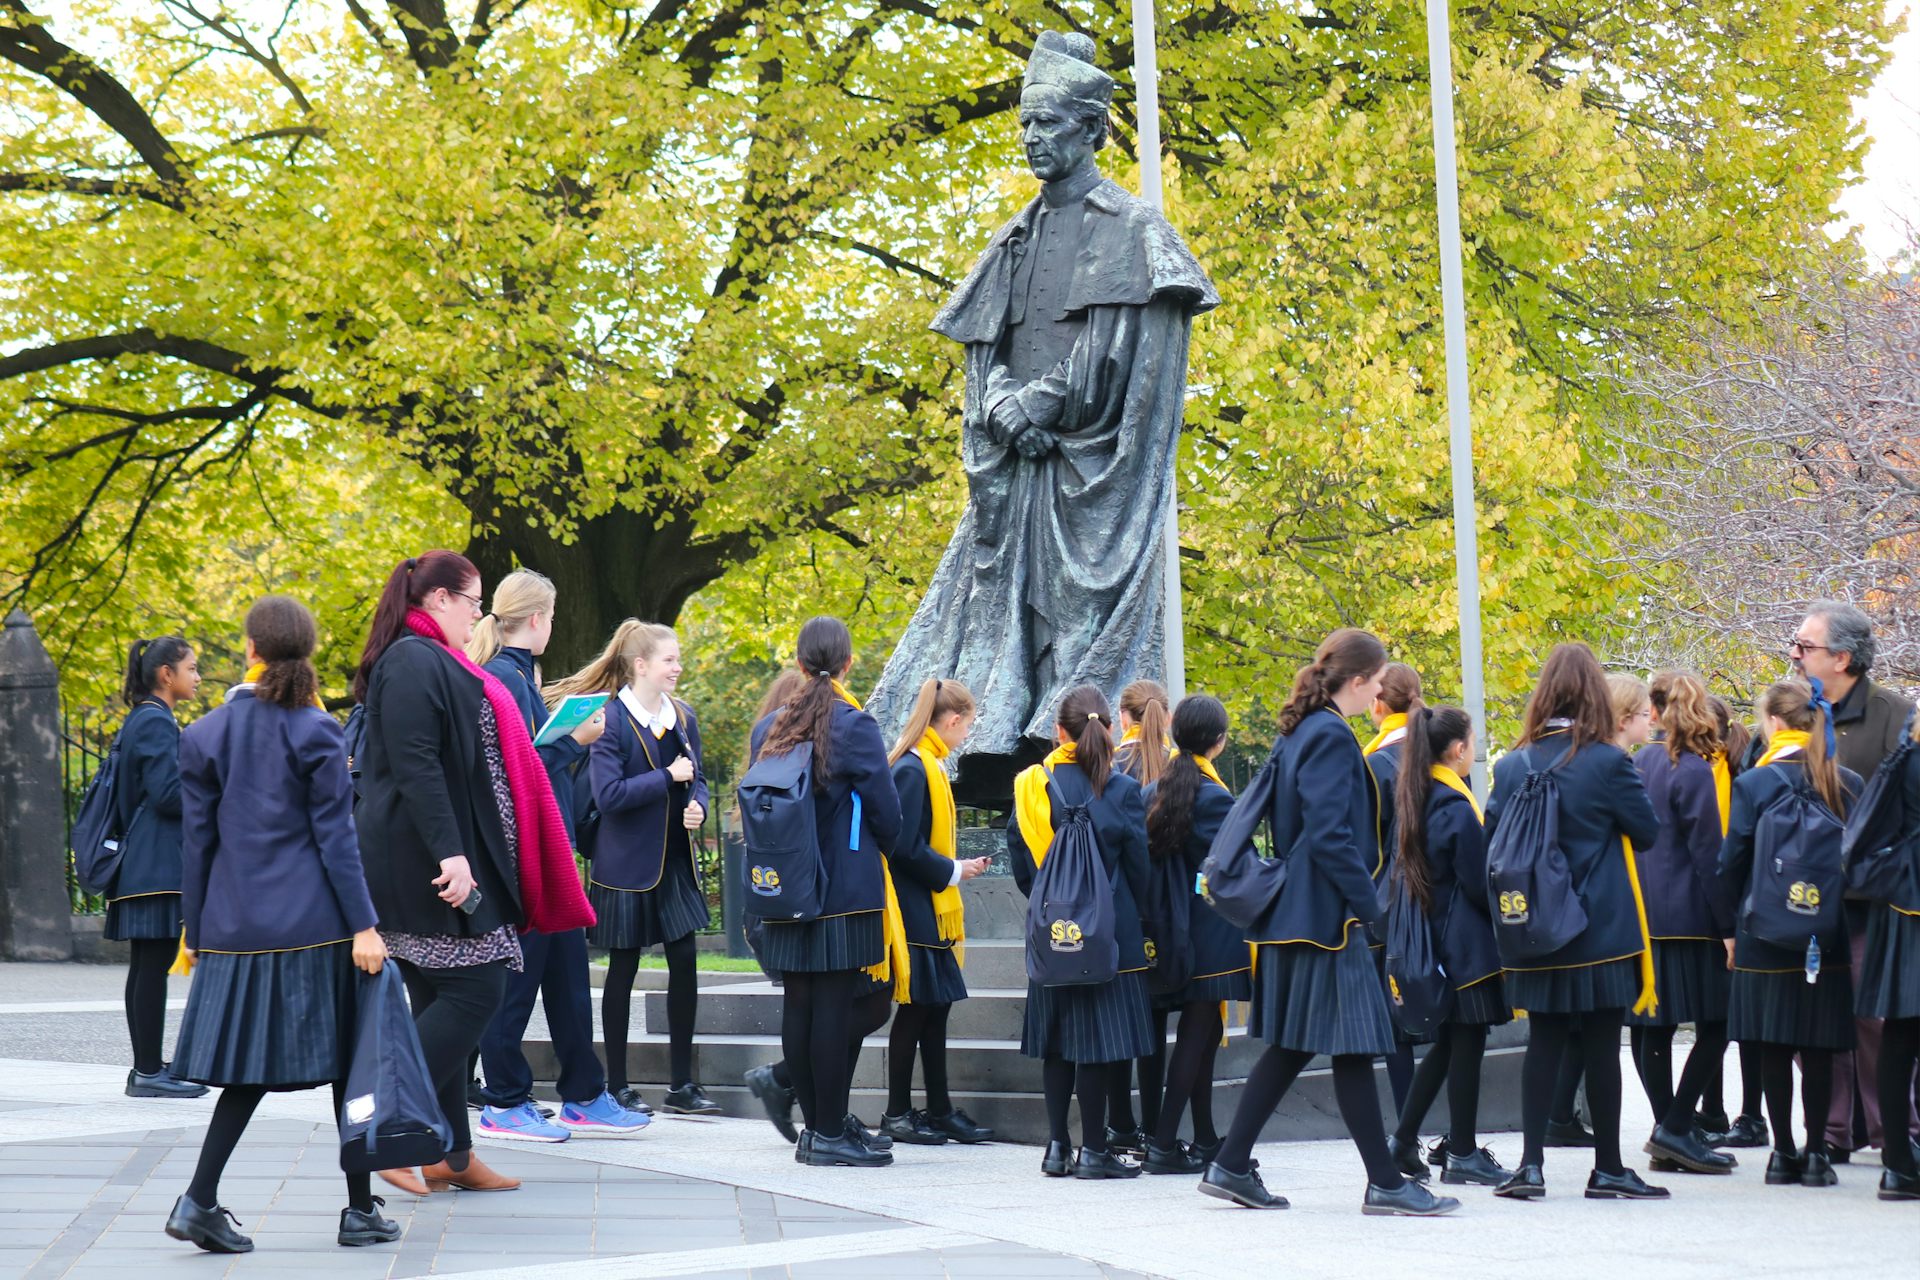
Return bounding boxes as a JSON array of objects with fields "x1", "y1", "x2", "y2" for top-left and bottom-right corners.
[
  {"x1": 1787, "y1": 881, "x2": 1822, "y2": 915},
  {"x1": 749, "y1": 866, "x2": 782, "y2": 897},
  {"x1": 1143, "y1": 938, "x2": 1159, "y2": 965},
  {"x1": 1497, "y1": 891, "x2": 1530, "y2": 924},
  {"x1": 1388, "y1": 974, "x2": 1404, "y2": 1006},
  {"x1": 1049, "y1": 919, "x2": 1084, "y2": 953}
]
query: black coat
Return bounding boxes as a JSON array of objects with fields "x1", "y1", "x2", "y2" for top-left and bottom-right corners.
[
  {"x1": 110, "y1": 699, "x2": 185, "y2": 900},
  {"x1": 481, "y1": 647, "x2": 587, "y2": 842},
  {"x1": 1008, "y1": 760, "x2": 1153, "y2": 972},
  {"x1": 590, "y1": 697, "x2": 709, "y2": 892},
  {"x1": 748, "y1": 700, "x2": 901, "y2": 916},
  {"x1": 1408, "y1": 780, "x2": 1502, "y2": 990},
  {"x1": 355, "y1": 636, "x2": 519, "y2": 936},
  {"x1": 1249, "y1": 708, "x2": 1383, "y2": 949},
  {"x1": 178, "y1": 689, "x2": 380, "y2": 953},
  {"x1": 1141, "y1": 775, "x2": 1248, "y2": 980},
  {"x1": 1485, "y1": 729, "x2": 1661, "y2": 970},
  {"x1": 1636, "y1": 747, "x2": 1735, "y2": 939},
  {"x1": 1831, "y1": 676, "x2": 1913, "y2": 783},
  {"x1": 1892, "y1": 746, "x2": 1920, "y2": 914},
  {"x1": 889, "y1": 753, "x2": 963, "y2": 949},
  {"x1": 1717, "y1": 755, "x2": 1863, "y2": 970},
  {"x1": 1366, "y1": 739, "x2": 1404, "y2": 888}
]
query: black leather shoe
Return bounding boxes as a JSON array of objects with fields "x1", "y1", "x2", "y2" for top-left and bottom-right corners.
[
  {"x1": 801, "y1": 1129, "x2": 892, "y2": 1167},
  {"x1": 1075, "y1": 1147, "x2": 1142, "y2": 1179},
  {"x1": 1042, "y1": 1139, "x2": 1077, "y2": 1177},
  {"x1": 1694, "y1": 1109, "x2": 1732, "y2": 1137},
  {"x1": 926, "y1": 1108, "x2": 994, "y2": 1144},
  {"x1": 1199, "y1": 1162, "x2": 1287, "y2": 1209},
  {"x1": 1645, "y1": 1124, "x2": 1737, "y2": 1173},
  {"x1": 880, "y1": 1110, "x2": 949, "y2": 1145},
  {"x1": 742, "y1": 1066, "x2": 794, "y2": 1142},
  {"x1": 1425, "y1": 1136, "x2": 1449, "y2": 1167},
  {"x1": 845, "y1": 1114, "x2": 892, "y2": 1152},
  {"x1": 1586, "y1": 1168, "x2": 1670, "y2": 1199},
  {"x1": 1764, "y1": 1151, "x2": 1804, "y2": 1184},
  {"x1": 1721, "y1": 1114, "x2": 1768, "y2": 1148},
  {"x1": 794, "y1": 1130, "x2": 812, "y2": 1164},
  {"x1": 1386, "y1": 1135, "x2": 1431, "y2": 1181},
  {"x1": 1143, "y1": 1138, "x2": 1205, "y2": 1175},
  {"x1": 1827, "y1": 1146, "x2": 1851, "y2": 1164},
  {"x1": 613, "y1": 1086, "x2": 655, "y2": 1117},
  {"x1": 663, "y1": 1083, "x2": 723, "y2": 1116},
  {"x1": 127, "y1": 1067, "x2": 208, "y2": 1099},
  {"x1": 1441, "y1": 1145, "x2": 1510, "y2": 1186},
  {"x1": 1493, "y1": 1163, "x2": 1545, "y2": 1199},
  {"x1": 1545, "y1": 1117, "x2": 1597, "y2": 1147},
  {"x1": 1364, "y1": 1180, "x2": 1460, "y2": 1216},
  {"x1": 165, "y1": 1194, "x2": 253, "y2": 1253},
  {"x1": 337, "y1": 1198, "x2": 401, "y2": 1247},
  {"x1": 1879, "y1": 1168, "x2": 1920, "y2": 1201},
  {"x1": 1105, "y1": 1125, "x2": 1148, "y2": 1157},
  {"x1": 1800, "y1": 1149, "x2": 1837, "y2": 1186}
]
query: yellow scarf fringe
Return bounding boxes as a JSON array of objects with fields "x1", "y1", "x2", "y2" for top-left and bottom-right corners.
[
  {"x1": 1623, "y1": 835, "x2": 1658, "y2": 1017},
  {"x1": 1362, "y1": 713, "x2": 1408, "y2": 757}
]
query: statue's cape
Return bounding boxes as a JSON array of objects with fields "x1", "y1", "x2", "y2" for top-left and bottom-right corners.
[{"x1": 930, "y1": 179, "x2": 1219, "y2": 345}]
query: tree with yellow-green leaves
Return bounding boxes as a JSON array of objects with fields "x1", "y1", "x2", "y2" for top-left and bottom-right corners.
[{"x1": 0, "y1": 0, "x2": 1894, "y2": 747}]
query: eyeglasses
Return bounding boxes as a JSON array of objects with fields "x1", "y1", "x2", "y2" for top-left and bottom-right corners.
[
  {"x1": 450, "y1": 589, "x2": 485, "y2": 614},
  {"x1": 1787, "y1": 638, "x2": 1835, "y2": 657}
]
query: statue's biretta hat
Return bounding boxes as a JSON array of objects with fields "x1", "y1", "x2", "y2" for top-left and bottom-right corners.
[{"x1": 1022, "y1": 30, "x2": 1114, "y2": 114}]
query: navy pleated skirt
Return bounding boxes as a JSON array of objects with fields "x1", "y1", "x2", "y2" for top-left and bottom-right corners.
[
  {"x1": 1452, "y1": 974, "x2": 1513, "y2": 1027},
  {"x1": 1022, "y1": 970, "x2": 1156, "y2": 1063},
  {"x1": 105, "y1": 892, "x2": 181, "y2": 941},
  {"x1": 1250, "y1": 941, "x2": 1395, "y2": 1057},
  {"x1": 1628, "y1": 939, "x2": 1732, "y2": 1028},
  {"x1": 1728, "y1": 966, "x2": 1855, "y2": 1050},
  {"x1": 172, "y1": 942, "x2": 357, "y2": 1089},
  {"x1": 587, "y1": 855, "x2": 710, "y2": 950},
  {"x1": 1855, "y1": 905, "x2": 1920, "y2": 1021},
  {"x1": 903, "y1": 944, "x2": 968, "y2": 1006},
  {"x1": 760, "y1": 910, "x2": 884, "y2": 974},
  {"x1": 1505, "y1": 956, "x2": 1639, "y2": 1015},
  {"x1": 1178, "y1": 966, "x2": 1253, "y2": 1005}
]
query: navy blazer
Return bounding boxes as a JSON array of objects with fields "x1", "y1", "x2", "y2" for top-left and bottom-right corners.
[
  {"x1": 1142, "y1": 775, "x2": 1249, "y2": 979},
  {"x1": 1893, "y1": 746, "x2": 1920, "y2": 914},
  {"x1": 1717, "y1": 755, "x2": 1862, "y2": 970},
  {"x1": 110, "y1": 699, "x2": 184, "y2": 901},
  {"x1": 1366, "y1": 739, "x2": 1403, "y2": 888},
  {"x1": 1485, "y1": 730, "x2": 1661, "y2": 970},
  {"x1": 1250, "y1": 709, "x2": 1383, "y2": 949},
  {"x1": 1008, "y1": 760, "x2": 1153, "y2": 973},
  {"x1": 178, "y1": 690, "x2": 379, "y2": 952},
  {"x1": 749, "y1": 700, "x2": 901, "y2": 917},
  {"x1": 1637, "y1": 747, "x2": 1735, "y2": 939},
  {"x1": 482, "y1": 647, "x2": 587, "y2": 842},
  {"x1": 1407, "y1": 780, "x2": 1502, "y2": 990},
  {"x1": 889, "y1": 754, "x2": 963, "y2": 949},
  {"x1": 591, "y1": 697, "x2": 709, "y2": 892}
]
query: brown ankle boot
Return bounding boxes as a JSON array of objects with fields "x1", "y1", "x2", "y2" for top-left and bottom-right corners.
[
  {"x1": 422, "y1": 1153, "x2": 520, "y2": 1192},
  {"x1": 376, "y1": 1166, "x2": 431, "y2": 1196}
]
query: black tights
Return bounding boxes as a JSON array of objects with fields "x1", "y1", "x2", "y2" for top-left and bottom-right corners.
[
  {"x1": 126, "y1": 937, "x2": 175, "y2": 1075},
  {"x1": 188, "y1": 1083, "x2": 372, "y2": 1211},
  {"x1": 1152, "y1": 1002, "x2": 1224, "y2": 1149},
  {"x1": 887, "y1": 1002, "x2": 952, "y2": 1116},
  {"x1": 1760, "y1": 1044, "x2": 1833, "y2": 1157},
  {"x1": 1882, "y1": 1019, "x2": 1919, "y2": 1176},
  {"x1": 781, "y1": 970, "x2": 865, "y2": 1139},
  {"x1": 1521, "y1": 1008, "x2": 1626, "y2": 1172},
  {"x1": 1215, "y1": 1048, "x2": 1402, "y2": 1187},
  {"x1": 603, "y1": 937, "x2": 699, "y2": 1089},
  {"x1": 1045, "y1": 1057, "x2": 1115, "y2": 1150},
  {"x1": 1632, "y1": 1020, "x2": 1729, "y2": 1133},
  {"x1": 770, "y1": 986, "x2": 890, "y2": 1113},
  {"x1": 1394, "y1": 1023, "x2": 1490, "y2": 1154},
  {"x1": 1700, "y1": 1039, "x2": 1764, "y2": 1120},
  {"x1": 1107, "y1": 1011, "x2": 1168, "y2": 1138}
]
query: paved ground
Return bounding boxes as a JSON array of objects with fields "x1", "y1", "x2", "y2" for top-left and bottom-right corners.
[{"x1": 1, "y1": 963, "x2": 1914, "y2": 1279}]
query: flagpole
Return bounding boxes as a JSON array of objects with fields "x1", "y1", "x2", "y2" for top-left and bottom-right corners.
[
  {"x1": 1423, "y1": 0, "x2": 1488, "y2": 793},
  {"x1": 1130, "y1": 0, "x2": 1186, "y2": 702}
]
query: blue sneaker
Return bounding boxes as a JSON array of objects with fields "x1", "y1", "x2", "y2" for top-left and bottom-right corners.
[
  {"x1": 560, "y1": 1091, "x2": 652, "y2": 1135},
  {"x1": 478, "y1": 1101, "x2": 570, "y2": 1143}
]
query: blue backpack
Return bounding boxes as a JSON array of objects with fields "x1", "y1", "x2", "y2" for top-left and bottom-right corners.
[
  {"x1": 1745, "y1": 775, "x2": 1846, "y2": 949},
  {"x1": 69, "y1": 738, "x2": 129, "y2": 897},
  {"x1": 343, "y1": 702, "x2": 368, "y2": 800},
  {"x1": 736, "y1": 742, "x2": 829, "y2": 920},
  {"x1": 1025, "y1": 773, "x2": 1120, "y2": 987},
  {"x1": 1484, "y1": 744, "x2": 1589, "y2": 962},
  {"x1": 338, "y1": 966, "x2": 451, "y2": 1173},
  {"x1": 1842, "y1": 709, "x2": 1918, "y2": 903},
  {"x1": 1384, "y1": 872, "x2": 1453, "y2": 1037},
  {"x1": 1139, "y1": 849, "x2": 1192, "y2": 997},
  {"x1": 1197, "y1": 748, "x2": 1289, "y2": 930}
]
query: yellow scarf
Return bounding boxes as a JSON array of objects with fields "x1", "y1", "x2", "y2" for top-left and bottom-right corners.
[
  {"x1": 1122, "y1": 724, "x2": 1142, "y2": 743},
  {"x1": 832, "y1": 679, "x2": 862, "y2": 710},
  {"x1": 1758, "y1": 729, "x2": 1810, "y2": 768},
  {"x1": 238, "y1": 661, "x2": 326, "y2": 708},
  {"x1": 1430, "y1": 765, "x2": 1483, "y2": 823},
  {"x1": 1014, "y1": 744, "x2": 1078, "y2": 866},
  {"x1": 1710, "y1": 751, "x2": 1732, "y2": 838},
  {"x1": 1193, "y1": 754, "x2": 1227, "y2": 792},
  {"x1": 1623, "y1": 835, "x2": 1658, "y2": 1016},
  {"x1": 1362, "y1": 713, "x2": 1408, "y2": 757},
  {"x1": 915, "y1": 729, "x2": 967, "y2": 952}
]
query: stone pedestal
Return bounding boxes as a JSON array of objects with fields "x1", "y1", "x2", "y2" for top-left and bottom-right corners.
[{"x1": 0, "y1": 610, "x2": 75, "y2": 960}]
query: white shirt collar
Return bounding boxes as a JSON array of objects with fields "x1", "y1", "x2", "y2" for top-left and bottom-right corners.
[
  {"x1": 1378, "y1": 726, "x2": 1407, "y2": 749},
  {"x1": 620, "y1": 686, "x2": 675, "y2": 733}
]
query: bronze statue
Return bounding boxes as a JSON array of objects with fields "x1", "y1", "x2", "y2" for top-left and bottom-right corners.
[{"x1": 870, "y1": 30, "x2": 1218, "y2": 804}]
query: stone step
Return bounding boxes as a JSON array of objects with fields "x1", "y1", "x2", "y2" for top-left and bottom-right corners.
[
  {"x1": 647, "y1": 980, "x2": 1043, "y2": 1041},
  {"x1": 587, "y1": 965, "x2": 761, "y2": 991}
]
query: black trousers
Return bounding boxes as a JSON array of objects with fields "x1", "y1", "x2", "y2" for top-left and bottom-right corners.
[
  {"x1": 399, "y1": 958, "x2": 509, "y2": 1158},
  {"x1": 479, "y1": 928, "x2": 604, "y2": 1107}
]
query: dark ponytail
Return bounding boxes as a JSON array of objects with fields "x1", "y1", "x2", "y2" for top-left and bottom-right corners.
[
  {"x1": 1057, "y1": 684, "x2": 1115, "y2": 796},
  {"x1": 1276, "y1": 628, "x2": 1388, "y2": 736},
  {"x1": 1394, "y1": 705, "x2": 1472, "y2": 911},
  {"x1": 760, "y1": 616, "x2": 854, "y2": 780},
  {"x1": 1146, "y1": 695, "x2": 1230, "y2": 861},
  {"x1": 121, "y1": 635, "x2": 192, "y2": 706},
  {"x1": 353, "y1": 550, "x2": 478, "y2": 703},
  {"x1": 246, "y1": 595, "x2": 320, "y2": 711}
]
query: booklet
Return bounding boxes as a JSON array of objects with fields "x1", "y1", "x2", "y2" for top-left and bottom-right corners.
[{"x1": 533, "y1": 693, "x2": 609, "y2": 747}]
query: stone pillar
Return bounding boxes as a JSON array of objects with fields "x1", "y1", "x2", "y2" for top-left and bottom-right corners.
[{"x1": 0, "y1": 609, "x2": 73, "y2": 959}]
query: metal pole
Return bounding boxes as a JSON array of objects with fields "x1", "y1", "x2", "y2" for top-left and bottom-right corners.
[
  {"x1": 1131, "y1": 0, "x2": 1186, "y2": 702},
  {"x1": 1424, "y1": 0, "x2": 1488, "y2": 793}
]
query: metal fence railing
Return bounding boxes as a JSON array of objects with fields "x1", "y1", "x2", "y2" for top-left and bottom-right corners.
[{"x1": 60, "y1": 700, "x2": 114, "y2": 915}]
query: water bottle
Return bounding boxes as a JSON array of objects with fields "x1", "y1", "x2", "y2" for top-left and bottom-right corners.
[{"x1": 1805, "y1": 936, "x2": 1821, "y2": 985}]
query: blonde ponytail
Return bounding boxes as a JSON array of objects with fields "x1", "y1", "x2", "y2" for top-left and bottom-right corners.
[
  {"x1": 466, "y1": 569, "x2": 558, "y2": 667},
  {"x1": 546, "y1": 619, "x2": 677, "y2": 706},
  {"x1": 889, "y1": 677, "x2": 977, "y2": 764}
]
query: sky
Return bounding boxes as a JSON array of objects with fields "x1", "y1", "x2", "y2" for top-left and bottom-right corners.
[{"x1": 1837, "y1": 1, "x2": 1919, "y2": 264}]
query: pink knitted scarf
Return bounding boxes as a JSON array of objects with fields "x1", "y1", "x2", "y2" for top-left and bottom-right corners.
[{"x1": 404, "y1": 609, "x2": 595, "y2": 933}]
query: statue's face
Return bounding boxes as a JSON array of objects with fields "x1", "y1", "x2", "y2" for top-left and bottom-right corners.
[{"x1": 1020, "y1": 94, "x2": 1099, "y2": 182}]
